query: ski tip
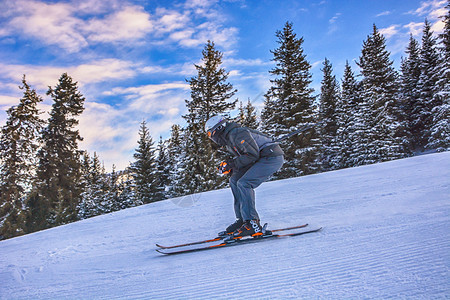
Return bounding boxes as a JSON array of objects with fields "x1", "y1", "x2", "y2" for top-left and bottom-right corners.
[
  {"x1": 156, "y1": 249, "x2": 169, "y2": 255},
  {"x1": 156, "y1": 244, "x2": 167, "y2": 249}
]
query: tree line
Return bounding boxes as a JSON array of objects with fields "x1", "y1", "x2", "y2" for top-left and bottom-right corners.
[{"x1": 1, "y1": 5, "x2": 449, "y2": 239}]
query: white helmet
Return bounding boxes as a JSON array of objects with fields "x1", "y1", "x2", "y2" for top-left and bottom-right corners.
[
  {"x1": 205, "y1": 115, "x2": 227, "y2": 132},
  {"x1": 205, "y1": 115, "x2": 227, "y2": 140}
]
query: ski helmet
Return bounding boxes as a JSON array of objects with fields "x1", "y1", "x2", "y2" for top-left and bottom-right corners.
[{"x1": 205, "y1": 115, "x2": 227, "y2": 140}]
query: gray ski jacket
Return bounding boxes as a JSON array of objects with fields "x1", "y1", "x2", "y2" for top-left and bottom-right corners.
[{"x1": 218, "y1": 122, "x2": 284, "y2": 170}]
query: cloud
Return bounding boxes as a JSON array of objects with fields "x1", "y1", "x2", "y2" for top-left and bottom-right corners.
[
  {"x1": 7, "y1": 0, "x2": 88, "y2": 53},
  {"x1": 376, "y1": 11, "x2": 392, "y2": 17},
  {"x1": 412, "y1": 0, "x2": 446, "y2": 17},
  {"x1": 84, "y1": 6, "x2": 153, "y2": 43},
  {"x1": 0, "y1": 59, "x2": 140, "y2": 92},
  {"x1": 379, "y1": 0, "x2": 446, "y2": 56},
  {"x1": 0, "y1": 95, "x2": 19, "y2": 108},
  {"x1": 110, "y1": 82, "x2": 190, "y2": 115},
  {"x1": 311, "y1": 60, "x2": 322, "y2": 69},
  {"x1": 404, "y1": 22, "x2": 424, "y2": 36},
  {"x1": 329, "y1": 13, "x2": 341, "y2": 24},
  {"x1": 77, "y1": 100, "x2": 140, "y2": 170},
  {"x1": 328, "y1": 13, "x2": 341, "y2": 34},
  {"x1": 408, "y1": 0, "x2": 446, "y2": 34},
  {"x1": 154, "y1": 8, "x2": 191, "y2": 34},
  {"x1": 2, "y1": 0, "x2": 238, "y2": 52},
  {"x1": 81, "y1": 82, "x2": 191, "y2": 170},
  {"x1": 379, "y1": 25, "x2": 400, "y2": 39}
]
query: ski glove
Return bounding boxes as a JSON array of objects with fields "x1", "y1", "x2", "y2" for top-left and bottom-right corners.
[{"x1": 218, "y1": 160, "x2": 234, "y2": 175}]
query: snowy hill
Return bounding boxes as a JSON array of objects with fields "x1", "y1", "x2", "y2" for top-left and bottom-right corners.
[{"x1": 1, "y1": 152, "x2": 449, "y2": 299}]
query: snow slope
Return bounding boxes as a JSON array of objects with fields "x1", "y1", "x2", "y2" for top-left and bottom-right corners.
[{"x1": 1, "y1": 152, "x2": 449, "y2": 299}]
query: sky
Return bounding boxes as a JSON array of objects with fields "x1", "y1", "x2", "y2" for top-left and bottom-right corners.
[{"x1": 0, "y1": 0, "x2": 447, "y2": 171}]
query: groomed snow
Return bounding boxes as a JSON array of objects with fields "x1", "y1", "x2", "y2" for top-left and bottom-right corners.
[{"x1": 1, "y1": 152, "x2": 449, "y2": 299}]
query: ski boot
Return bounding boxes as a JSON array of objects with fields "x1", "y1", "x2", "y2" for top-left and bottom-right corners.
[
  {"x1": 218, "y1": 218, "x2": 243, "y2": 237},
  {"x1": 232, "y1": 219, "x2": 264, "y2": 239}
]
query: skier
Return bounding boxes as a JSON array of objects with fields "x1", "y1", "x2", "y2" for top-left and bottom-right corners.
[{"x1": 205, "y1": 115, "x2": 284, "y2": 238}]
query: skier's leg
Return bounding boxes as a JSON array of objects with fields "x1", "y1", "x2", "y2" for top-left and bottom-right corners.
[
  {"x1": 229, "y1": 165, "x2": 251, "y2": 219},
  {"x1": 229, "y1": 174, "x2": 243, "y2": 219},
  {"x1": 236, "y1": 156, "x2": 284, "y2": 221}
]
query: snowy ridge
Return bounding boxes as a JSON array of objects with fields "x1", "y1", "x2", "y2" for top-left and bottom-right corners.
[{"x1": 1, "y1": 152, "x2": 449, "y2": 299}]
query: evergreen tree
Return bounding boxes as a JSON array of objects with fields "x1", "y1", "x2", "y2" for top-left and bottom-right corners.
[
  {"x1": 30, "y1": 73, "x2": 85, "y2": 231},
  {"x1": 166, "y1": 124, "x2": 185, "y2": 198},
  {"x1": 318, "y1": 58, "x2": 340, "y2": 171},
  {"x1": 400, "y1": 35, "x2": 422, "y2": 150},
  {"x1": 261, "y1": 22, "x2": 319, "y2": 178},
  {"x1": 117, "y1": 169, "x2": 140, "y2": 209},
  {"x1": 106, "y1": 164, "x2": 122, "y2": 212},
  {"x1": 155, "y1": 136, "x2": 170, "y2": 201},
  {"x1": 0, "y1": 76, "x2": 44, "y2": 239},
  {"x1": 428, "y1": 2, "x2": 450, "y2": 151},
  {"x1": 335, "y1": 62, "x2": 364, "y2": 168},
  {"x1": 182, "y1": 40, "x2": 237, "y2": 194},
  {"x1": 78, "y1": 152, "x2": 109, "y2": 219},
  {"x1": 414, "y1": 20, "x2": 441, "y2": 150},
  {"x1": 356, "y1": 24, "x2": 408, "y2": 164},
  {"x1": 129, "y1": 121, "x2": 159, "y2": 204},
  {"x1": 238, "y1": 99, "x2": 259, "y2": 129}
]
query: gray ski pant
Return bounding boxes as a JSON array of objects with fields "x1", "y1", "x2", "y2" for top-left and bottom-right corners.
[{"x1": 229, "y1": 155, "x2": 284, "y2": 221}]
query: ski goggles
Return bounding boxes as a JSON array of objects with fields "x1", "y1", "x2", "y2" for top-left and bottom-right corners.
[{"x1": 207, "y1": 123, "x2": 226, "y2": 143}]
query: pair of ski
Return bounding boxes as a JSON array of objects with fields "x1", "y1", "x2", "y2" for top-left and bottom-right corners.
[{"x1": 156, "y1": 223, "x2": 322, "y2": 255}]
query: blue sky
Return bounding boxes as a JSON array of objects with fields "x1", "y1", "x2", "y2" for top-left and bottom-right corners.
[{"x1": 0, "y1": 0, "x2": 447, "y2": 170}]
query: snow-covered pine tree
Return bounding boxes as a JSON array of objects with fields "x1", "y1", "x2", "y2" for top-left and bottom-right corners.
[
  {"x1": 129, "y1": 121, "x2": 159, "y2": 204},
  {"x1": 356, "y1": 24, "x2": 408, "y2": 165},
  {"x1": 262, "y1": 22, "x2": 319, "y2": 178},
  {"x1": 166, "y1": 124, "x2": 185, "y2": 198},
  {"x1": 117, "y1": 169, "x2": 140, "y2": 209},
  {"x1": 78, "y1": 152, "x2": 94, "y2": 219},
  {"x1": 238, "y1": 99, "x2": 259, "y2": 129},
  {"x1": 0, "y1": 76, "x2": 44, "y2": 239},
  {"x1": 334, "y1": 62, "x2": 363, "y2": 168},
  {"x1": 78, "y1": 152, "x2": 110, "y2": 219},
  {"x1": 400, "y1": 35, "x2": 421, "y2": 151},
  {"x1": 106, "y1": 164, "x2": 121, "y2": 212},
  {"x1": 155, "y1": 136, "x2": 170, "y2": 201},
  {"x1": 182, "y1": 40, "x2": 237, "y2": 194},
  {"x1": 415, "y1": 19, "x2": 441, "y2": 151},
  {"x1": 427, "y1": 2, "x2": 450, "y2": 152},
  {"x1": 31, "y1": 73, "x2": 85, "y2": 231},
  {"x1": 318, "y1": 58, "x2": 340, "y2": 171}
]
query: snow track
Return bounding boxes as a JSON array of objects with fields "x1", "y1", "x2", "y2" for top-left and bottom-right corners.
[{"x1": 1, "y1": 152, "x2": 449, "y2": 299}]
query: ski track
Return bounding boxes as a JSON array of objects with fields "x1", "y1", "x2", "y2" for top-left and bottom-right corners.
[{"x1": 0, "y1": 152, "x2": 449, "y2": 299}]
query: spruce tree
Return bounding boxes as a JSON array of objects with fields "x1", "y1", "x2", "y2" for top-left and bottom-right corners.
[
  {"x1": 78, "y1": 152, "x2": 93, "y2": 219},
  {"x1": 78, "y1": 152, "x2": 109, "y2": 219},
  {"x1": 356, "y1": 24, "x2": 408, "y2": 164},
  {"x1": 0, "y1": 76, "x2": 44, "y2": 239},
  {"x1": 415, "y1": 20, "x2": 441, "y2": 150},
  {"x1": 106, "y1": 164, "x2": 121, "y2": 212},
  {"x1": 30, "y1": 73, "x2": 85, "y2": 231},
  {"x1": 238, "y1": 99, "x2": 259, "y2": 129},
  {"x1": 182, "y1": 40, "x2": 237, "y2": 194},
  {"x1": 262, "y1": 22, "x2": 319, "y2": 178},
  {"x1": 117, "y1": 169, "x2": 140, "y2": 209},
  {"x1": 400, "y1": 35, "x2": 422, "y2": 150},
  {"x1": 166, "y1": 124, "x2": 185, "y2": 198},
  {"x1": 129, "y1": 121, "x2": 159, "y2": 204},
  {"x1": 428, "y1": 2, "x2": 450, "y2": 151},
  {"x1": 318, "y1": 58, "x2": 340, "y2": 171},
  {"x1": 336, "y1": 62, "x2": 364, "y2": 168},
  {"x1": 155, "y1": 136, "x2": 170, "y2": 201}
]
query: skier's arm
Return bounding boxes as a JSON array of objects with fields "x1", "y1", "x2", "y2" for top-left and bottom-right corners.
[{"x1": 231, "y1": 129, "x2": 260, "y2": 169}]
